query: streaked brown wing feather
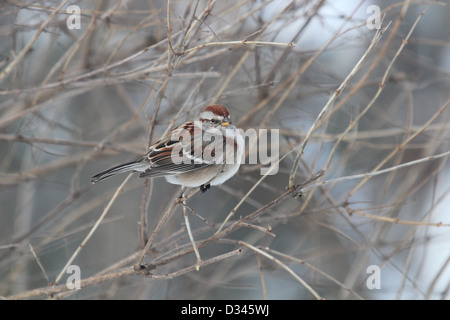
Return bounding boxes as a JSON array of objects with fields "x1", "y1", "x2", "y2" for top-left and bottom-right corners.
[{"x1": 139, "y1": 122, "x2": 210, "y2": 177}]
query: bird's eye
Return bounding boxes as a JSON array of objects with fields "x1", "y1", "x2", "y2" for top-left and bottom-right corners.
[{"x1": 210, "y1": 119, "x2": 218, "y2": 124}]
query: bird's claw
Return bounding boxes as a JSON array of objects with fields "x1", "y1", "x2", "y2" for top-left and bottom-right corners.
[{"x1": 200, "y1": 184, "x2": 211, "y2": 193}]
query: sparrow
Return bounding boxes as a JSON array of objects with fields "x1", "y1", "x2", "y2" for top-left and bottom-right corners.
[{"x1": 91, "y1": 105, "x2": 244, "y2": 192}]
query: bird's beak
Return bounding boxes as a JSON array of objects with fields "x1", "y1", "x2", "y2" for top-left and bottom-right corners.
[{"x1": 221, "y1": 118, "x2": 231, "y2": 127}]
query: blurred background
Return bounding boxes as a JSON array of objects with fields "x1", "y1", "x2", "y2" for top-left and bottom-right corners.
[{"x1": 1, "y1": 0, "x2": 449, "y2": 299}]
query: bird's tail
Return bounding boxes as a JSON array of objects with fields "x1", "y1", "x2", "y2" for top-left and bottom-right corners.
[{"x1": 91, "y1": 160, "x2": 147, "y2": 183}]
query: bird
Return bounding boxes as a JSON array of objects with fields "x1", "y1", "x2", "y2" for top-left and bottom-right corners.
[{"x1": 91, "y1": 104, "x2": 244, "y2": 193}]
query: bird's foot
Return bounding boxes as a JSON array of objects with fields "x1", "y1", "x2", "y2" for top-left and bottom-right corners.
[{"x1": 200, "y1": 184, "x2": 211, "y2": 193}]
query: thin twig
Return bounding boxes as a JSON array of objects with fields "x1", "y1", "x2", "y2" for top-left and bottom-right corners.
[
  {"x1": 344, "y1": 97, "x2": 449, "y2": 202},
  {"x1": 239, "y1": 242, "x2": 323, "y2": 300},
  {"x1": 302, "y1": 149, "x2": 450, "y2": 194},
  {"x1": 267, "y1": 248, "x2": 363, "y2": 300},
  {"x1": 7, "y1": 248, "x2": 242, "y2": 300},
  {"x1": 0, "y1": 0, "x2": 70, "y2": 80},
  {"x1": 139, "y1": 179, "x2": 151, "y2": 247},
  {"x1": 181, "y1": 192, "x2": 202, "y2": 268},
  {"x1": 172, "y1": 40, "x2": 294, "y2": 56},
  {"x1": 29, "y1": 243, "x2": 50, "y2": 285},
  {"x1": 288, "y1": 20, "x2": 390, "y2": 188},
  {"x1": 343, "y1": 3, "x2": 437, "y2": 202},
  {"x1": 348, "y1": 209, "x2": 450, "y2": 227},
  {"x1": 255, "y1": 253, "x2": 268, "y2": 300},
  {"x1": 54, "y1": 173, "x2": 133, "y2": 284},
  {"x1": 215, "y1": 157, "x2": 289, "y2": 234},
  {"x1": 135, "y1": 187, "x2": 185, "y2": 268}
]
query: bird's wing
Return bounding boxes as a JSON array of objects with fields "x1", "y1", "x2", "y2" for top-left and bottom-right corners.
[{"x1": 139, "y1": 121, "x2": 218, "y2": 178}]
